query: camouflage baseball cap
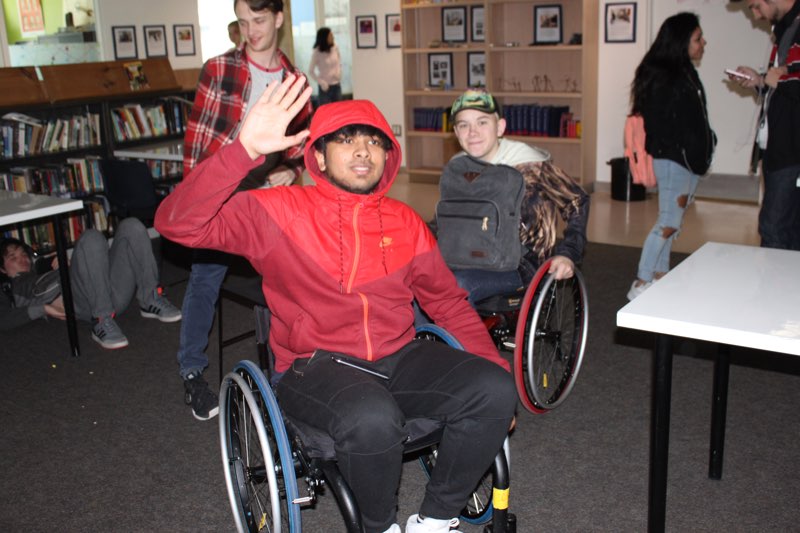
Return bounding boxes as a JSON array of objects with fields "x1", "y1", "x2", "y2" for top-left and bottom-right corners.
[{"x1": 450, "y1": 89, "x2": 501, "y2": 119}]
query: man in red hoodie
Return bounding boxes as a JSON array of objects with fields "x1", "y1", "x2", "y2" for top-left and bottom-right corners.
[{"x1": 155, "y1": 76, "x2": 516, "y2": 533}]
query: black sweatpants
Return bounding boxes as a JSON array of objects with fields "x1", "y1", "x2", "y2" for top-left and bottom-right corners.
[{"x1": 275, "y1": 339, "x2": 517, "y2": 533}]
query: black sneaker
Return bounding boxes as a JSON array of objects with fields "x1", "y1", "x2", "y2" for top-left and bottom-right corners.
[{"x1": 184, "y1": 372, "x2": 219, "y2": 421}]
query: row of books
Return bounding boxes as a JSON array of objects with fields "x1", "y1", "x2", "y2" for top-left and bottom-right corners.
[
  {"x1": 1, "y1": 110, "x2": 102, "y2": 160},
  {"x1": 0, "y1": 201, "x2": 108, "y2": 253},
  {"x1": 109, "y1": 100, "x2": 189, "y2": 143},
  {"x1": 501, "y1": 105, "x2": 580, "y2": 138},
  {"x1": 412, "y1": 104, "x2": 582, "y2": 139},
  {"x1": 412, "y1": 107, "x2": 451, "y2": 132},
  {"x1": 0, "y1": 156, "x2": 105, "y2": 198}
]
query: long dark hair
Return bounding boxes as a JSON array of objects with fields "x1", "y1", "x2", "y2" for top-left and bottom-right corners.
[
  {"x1": 631, "y1": 12, "x2": 700, "y2": 114},
  {"x1": 313, "y1": 27, "x2": 333, "y2": 53}
]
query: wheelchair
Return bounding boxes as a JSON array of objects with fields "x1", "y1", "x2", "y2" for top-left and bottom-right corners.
[
  {"x1": 470, "y1": 259, "x2": 589, "y2": 414},
  {"x1": 219, "y1": 318, "x2": 516, "y2": 533}
]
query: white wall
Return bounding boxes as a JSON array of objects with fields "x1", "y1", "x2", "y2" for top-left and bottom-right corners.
[
  {"x1": 96, "y1": 0, "x2": 203, "y2": 70},
  {"x1": 594, "y1": 0, "x2": 772, "y2": 183},
  {"x1": 350, "y1": 0, "x2": 405, "y2": 166}
]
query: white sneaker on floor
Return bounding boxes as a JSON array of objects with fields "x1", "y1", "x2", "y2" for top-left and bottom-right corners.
[
  {"x1": 405, "y1": 514, "x2": 461, "y2": 533},
  {"x1": 381, "y1": 524, "x2": 401, "y2": 533},
  {"x1": 626, "y1": 280, "x2": 653, "y2": 301}
]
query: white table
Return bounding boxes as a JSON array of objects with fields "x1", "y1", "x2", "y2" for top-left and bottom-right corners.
[
  {"x1": 617, "y1": 242, "x2": 800, "y2": 533},
  {"x1": 0, "y1": 190, "x2": 85, "y2": 356}
]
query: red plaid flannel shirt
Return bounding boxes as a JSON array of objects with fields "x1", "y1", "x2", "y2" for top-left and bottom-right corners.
[{"x1": 183, "y1": 46, "x2": 312, "y2": 179}]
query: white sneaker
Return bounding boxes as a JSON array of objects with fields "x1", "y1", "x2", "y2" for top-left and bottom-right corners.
[
  {"x1": 626, "y1": 280, "x2": 653, "y2": 301},
  {"x1": 405, "y1": 514, "x2": 462, "y2": 533},
  {"x1": 382, "y1": 524, "x2": 401, "y2": 533}
]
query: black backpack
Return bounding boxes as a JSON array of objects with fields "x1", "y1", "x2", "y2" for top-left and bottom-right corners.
[{"x1": 435, "y1": 155, "x2": 525, "y2": 272}]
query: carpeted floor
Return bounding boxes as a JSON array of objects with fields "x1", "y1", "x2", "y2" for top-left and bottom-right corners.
[{"x1": 1, "y1": 242, "x2": 798, "y2": 532}]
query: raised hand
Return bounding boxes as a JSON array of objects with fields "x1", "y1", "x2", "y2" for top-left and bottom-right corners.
[{"x1": 239, "y1": 74, "x2": 313, "y2": 160}]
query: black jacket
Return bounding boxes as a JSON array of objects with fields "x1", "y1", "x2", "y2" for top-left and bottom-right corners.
[
  {"x1": 763, "y1": 1, "x2": 800, "y2": 173},
  {"x1": 640, "y1": 67, "x2": 716, "y2": 175}
]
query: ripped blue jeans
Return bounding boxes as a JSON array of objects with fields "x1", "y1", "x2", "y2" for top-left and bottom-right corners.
[{"x1": 636, "y1": 159, "x2": 699, "y2": 282}]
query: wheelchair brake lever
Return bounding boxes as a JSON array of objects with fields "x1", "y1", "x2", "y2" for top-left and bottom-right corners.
[{"x1": 330, "y1": 354, "x2": 389, "y2": 380}]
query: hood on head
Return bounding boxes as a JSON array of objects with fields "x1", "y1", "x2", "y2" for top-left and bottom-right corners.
[{"x1": 304, "y1": 100, "x2": 402, "y2": 196}]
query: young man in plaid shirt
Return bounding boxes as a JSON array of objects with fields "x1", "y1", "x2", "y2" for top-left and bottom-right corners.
[{"x1": 178, "y1": 0, "x2": 312, "y2": 420}]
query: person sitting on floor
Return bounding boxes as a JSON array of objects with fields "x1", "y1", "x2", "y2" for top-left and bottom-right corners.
[
  {"x1": 0, "y1": 217, "x2": 181, "y2": 349},
  {"x1": 438, "y1": 89, "x2": 590, "y2": 306}
]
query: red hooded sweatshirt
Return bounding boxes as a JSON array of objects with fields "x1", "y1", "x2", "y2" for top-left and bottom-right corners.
[{"x1": 155, "y1": 100, "x2": 506, "y2": 372}]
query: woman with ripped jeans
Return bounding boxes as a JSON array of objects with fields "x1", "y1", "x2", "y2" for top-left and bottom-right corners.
[{"x1": 627, "y1": 12, "x2": 716, "y2": 300}]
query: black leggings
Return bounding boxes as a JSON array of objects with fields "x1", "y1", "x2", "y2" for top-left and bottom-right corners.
[{"x1": 276, "y1": 340, "x2": 516, "y2": 533}]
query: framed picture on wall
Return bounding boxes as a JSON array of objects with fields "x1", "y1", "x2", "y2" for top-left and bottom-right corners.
[
  {"x1": 112, "y1": 26, "x2": 138, "y2": 60},
  {"x1": 356, "y1": 15, "x2": 378, "y2": 49},
  {"x1": 143, "y1": 25, "x2": 167, "y2": 58},
  {"x1": 605, "y1": 2, "x2": 637, "y2": 43},
  {"x1": 533, "y1": 5, "x2": 563, "y2": 45},
  {"x1": 442, "y1": 7, "x2": 467, "y2": 43},
  {"x1": 470, "y1": 6, "x2": 485, "y2": 42},
  {"x1": 386, "y1": 14, "x2": 402, "y2": 48},
  {"x1": 173, "y1": 24, "x2": 196, "y2": 56},
  {"x1": 467, "y1": 52, "x2": 486, "y2": 88},
  {"x1": 428, "y1": 52, "x2": 453, "y2": 88}
]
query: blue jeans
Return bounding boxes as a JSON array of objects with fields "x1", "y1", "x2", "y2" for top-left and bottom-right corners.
[
  {"x1": 637, "y1": 159, "x2": 699, "y2": 282},
  {"x1": 452, "y1": 268, "x2": 523, "y2": 306},
  {"x1": 177, "y1": 258, "x2": 228, "y2": 378},
  {"x1": 759, "y1": 164, "x2": 800, "y2": 251}
]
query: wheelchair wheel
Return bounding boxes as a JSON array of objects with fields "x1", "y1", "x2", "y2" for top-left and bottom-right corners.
[
  {"x1": 220, "y1": 360, "x2": 302, "y2": 532},
  {"x1": 513, "y1": 261, "x2": 588, "y2": 413},
  {"x1": 414, "y1": 324, "x2": 494, "y2": 525},
  {"x1": 414, "y1": 323, "x2": 464, "y2": 349}
]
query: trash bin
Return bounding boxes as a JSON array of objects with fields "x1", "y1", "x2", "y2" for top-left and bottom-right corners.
[{"x1": 608, "y1": 157, "x2": 646, "y2": 202}]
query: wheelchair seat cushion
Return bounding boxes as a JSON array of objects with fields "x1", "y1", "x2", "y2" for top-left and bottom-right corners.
[
  {"x1": 283, "y1": 414, "x2": 445, "y2": 461},
  {"x1": 474, "y1": 290, "x2": 524, "y2": 314}
]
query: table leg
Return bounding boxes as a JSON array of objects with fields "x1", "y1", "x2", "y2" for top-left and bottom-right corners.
[
  {"x1": 52, "y1": 214, "x2": 80, "y2": 357},
  {"x1": 708, "y1": 343, "x2": 730, "y2": 480},
  {"x1": 649, "y1": 333, "x2": 673, "y2": 533}
]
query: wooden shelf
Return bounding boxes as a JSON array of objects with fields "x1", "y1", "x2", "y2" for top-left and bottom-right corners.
[
  {"x1": 0, "y1": 68, "x2": 49, "y2": 108},
  {"x1": 487, "y1": 44, "x2": 582, "y2": 52},
  {"x1": 39, "y1": 59, "x2": 180, "y2": 104},
  {"x1": 401, "y1": 0, "x2": 597, "y2": 186},
  {"x1": 0, "y1": 60, "x2": 192, "y2": 250}
]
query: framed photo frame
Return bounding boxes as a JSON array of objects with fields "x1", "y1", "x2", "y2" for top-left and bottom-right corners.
[
  {"x1": 112, "y1": 25, "x2": 138, "y2": 60},
  {"x1": 533, "y1": 5, "x2": 563, "y2": 45},
  {"x1": 173, "y1": 24, "x2": 196, "y2": 56},
  {"x1": 143, "y1": 25, "x2": 167, "y2": 58},
  {"x1": 428, "y1": 52, "x2": 453, "y2": 88},
  {"x1": 605, "y1": 2, "x2": 637, "y2": 43},
  {"x1": 470, "y1": 6, "x2": 485, "y2": 42},
  {"x1": 441, "y1": 7, "x2": 467, "y2": 43},
  {"x1": 467, "y1": 52, "x2": 486, "y2": 88},
  {"x1": 386, "y1": 13, "x2": 402, "y2": 48},
  {"x1": 355, "y1": 15, "x2": 377, "y2": 49}
]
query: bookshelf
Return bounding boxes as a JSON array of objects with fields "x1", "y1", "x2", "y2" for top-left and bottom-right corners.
[
  {"x1": 401, "y1": 0, "x2": 598, "y2": 188},
  {"x1": 0, "y1": 59, "x2": 191, "y2": 251}
]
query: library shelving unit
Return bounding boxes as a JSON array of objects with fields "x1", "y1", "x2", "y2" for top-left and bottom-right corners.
[
  {"x1": 0, "y1": 59, "x2": 191, "y2": 250},
  {"x1": 401, "y1": 0, "x2": 598, "y2": 187}
]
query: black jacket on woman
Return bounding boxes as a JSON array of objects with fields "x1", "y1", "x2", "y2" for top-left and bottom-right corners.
[{"x1": 639, "y1": 66, "x2": 715, "y2": 175}]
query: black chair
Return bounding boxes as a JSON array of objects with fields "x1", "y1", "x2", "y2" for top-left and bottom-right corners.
[
  {"x1": 99, "y1": 158, "x2": 162, "y2": 230},
  {"x1": 216, "y1": 270, "x2": 269, "y2": 384}
]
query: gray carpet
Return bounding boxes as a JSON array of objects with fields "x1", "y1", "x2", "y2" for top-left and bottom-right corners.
[{"x1": 1, "y1": 242, "x2": 798, "y2": 532}]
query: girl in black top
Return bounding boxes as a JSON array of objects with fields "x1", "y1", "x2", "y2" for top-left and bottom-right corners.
[{"x1": 627, "y1": 12, "x2": 715, "y2": 301}]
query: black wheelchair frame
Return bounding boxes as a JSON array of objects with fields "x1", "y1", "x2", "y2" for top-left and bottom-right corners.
[{"x1": 219, "y1": 319, "x2": 515, "y2": 533}]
